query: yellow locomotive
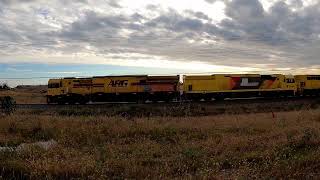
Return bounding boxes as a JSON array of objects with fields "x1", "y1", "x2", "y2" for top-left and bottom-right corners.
[
  {"x1": 47, "y1": 74, "x2": 319, "y2": 104},
  {"x1": 295, "y1": 75, "x2": 320, "y2": 96},
  {"x1": 183, "y1": 74, "x2": 297, "y2": 100},
  {"x1": 47, "y1": 78, "x2": 92, "y2": 104},
  {"x1": 47, "y1": 75, "x2": 180, "y2": 104}
]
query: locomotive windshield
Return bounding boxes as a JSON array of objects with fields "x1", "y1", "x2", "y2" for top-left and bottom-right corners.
[
  {"x1": 286, "y1": 79, "x2": 295, "y2": 83},
  {"x1": 48, "y1": 83, "x2": 61, "y2": 88},
  {"x1": 48, "y1": 79, "x2": 63, "y2": 89}
]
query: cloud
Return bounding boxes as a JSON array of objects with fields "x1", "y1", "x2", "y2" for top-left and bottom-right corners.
[
  {"x1": 0, "y1": 0, "x2": 35, "y2": 5},
  {"x1": 0, "y1": 0, "x2": 319, "y2": 74},
  {"x1": 145, "y1": 10, "x2": 207, "y2": 31},
  {"x1": 204, "y1": 0, "x2": 224, "y2": 4},
  {"x1": 225, "y1": 0, "x2": 264, "y2": 21},
  {"x1": 61, "y1": 11, "x2": 127, "y2": 39},
  {"x1": 184, "y1": 10, "x2": 211, "y2": 21},
  {"x1": 220, "y1": 0, "x2": 320, "y2": 44},
  {"x1": 107, "y1": 0, "x2": 122, "y2": 8}
]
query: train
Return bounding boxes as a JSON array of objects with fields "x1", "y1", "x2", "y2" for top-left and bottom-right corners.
[{"x1": 46, "y1": 74, "x2": 320, "y2": 104}]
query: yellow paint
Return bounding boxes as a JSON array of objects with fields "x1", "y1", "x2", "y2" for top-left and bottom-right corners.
[
  {"x1": 92, "y1": 76, "x2": 148, "y2": 94},
  {"x1": 295, "y1": 75, "x2": 320, "y2": 92},
  {"x1": 183, "y1": 74, "x2": 297, "y2": 93},
  {"x1": 47, "y1": 79, "x2": 63, "y2": 96}
]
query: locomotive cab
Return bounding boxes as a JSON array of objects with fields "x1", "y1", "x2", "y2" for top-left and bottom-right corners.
[
  {"x1": 47, "y1": 79, "x2": 63, "y2": 104},
  {"x1": 284, "y1": 77, "x2": 296, "y2": 87},
  {"x1": 283, "y1": 76, "x2": 297, "y2": 95}
]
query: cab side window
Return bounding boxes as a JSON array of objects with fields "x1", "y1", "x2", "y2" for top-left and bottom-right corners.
[
  {"x1": 286, "y1": 79, "x2": 295, "y2": 83},
  {"x1": 307, "y1": 76, "x2": 320, "y2": 80},
  {"x1": 48, "y1": 83, "x2": 60, "y2": 88}
]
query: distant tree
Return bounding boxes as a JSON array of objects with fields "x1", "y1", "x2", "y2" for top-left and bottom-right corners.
[{"x1": 0, "y1": 83, "x2": 10, "y2": 90}]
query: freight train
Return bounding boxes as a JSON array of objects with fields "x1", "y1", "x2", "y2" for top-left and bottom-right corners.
[{"x1": 47, "y1": 74, "x2": 320, "y2": 104}]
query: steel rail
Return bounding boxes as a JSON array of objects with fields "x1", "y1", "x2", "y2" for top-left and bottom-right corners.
[{"x1": 16, "y1": 96, "x2": 320, "y2": 110}]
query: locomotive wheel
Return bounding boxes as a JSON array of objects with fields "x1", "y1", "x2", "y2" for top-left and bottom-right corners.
[
  {"x1": 215, "y1": 95, "x2": 225, "y2": 101},
  {"x1": 79, "y1": 98, "x2": 88, "y2": 105},
  {"x1": 136, "y1": 98, "x2": 145, "y2": 104},
  {"x1": 57, "y1": 100, "x2": 65, "y2": 105}
]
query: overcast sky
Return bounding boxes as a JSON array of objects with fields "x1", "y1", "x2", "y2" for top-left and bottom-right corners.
[{"x1": 1, "y1": 0, "x2": 320, "y2": 85}]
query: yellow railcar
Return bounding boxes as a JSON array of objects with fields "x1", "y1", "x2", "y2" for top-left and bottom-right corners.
[
  {"x1": 295, "y1": 75, "x2": 320, "y2": 95},
  {"x1": 183, "y1": 74, "x2": 296, "y2": 100}
]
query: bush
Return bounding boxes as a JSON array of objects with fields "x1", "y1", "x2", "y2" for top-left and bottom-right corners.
[{"x1": 1, "y1": 96, "x2": 16, "y2": 115}]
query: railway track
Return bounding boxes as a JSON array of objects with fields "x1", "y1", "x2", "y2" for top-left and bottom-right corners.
[
  {"x1": 16, "y1": 96, "x2": 320, "y2": 110},
  {"x1": 12, "y1": 97, "x2": 320, "y2": 118}
]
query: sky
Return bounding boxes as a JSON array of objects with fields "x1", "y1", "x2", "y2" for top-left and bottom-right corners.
[{"x1": 0, "y1": 0, "x2": 320, "y2": 86}]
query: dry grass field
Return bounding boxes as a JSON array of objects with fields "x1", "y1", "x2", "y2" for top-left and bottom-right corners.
[
  {"x1": 1, "y1": 87, "x2": 320, "y2": 178},
  {"x1": 1, "y1": 106, "x2": 320, "y2": 179},
  {"x1": 0, "y1": 85, "x2": 47, "y2": 104}
]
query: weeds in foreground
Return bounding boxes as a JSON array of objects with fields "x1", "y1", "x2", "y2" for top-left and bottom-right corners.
[{"x1": 0, "y1": 109, "x2": 320, "y2": 178}]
